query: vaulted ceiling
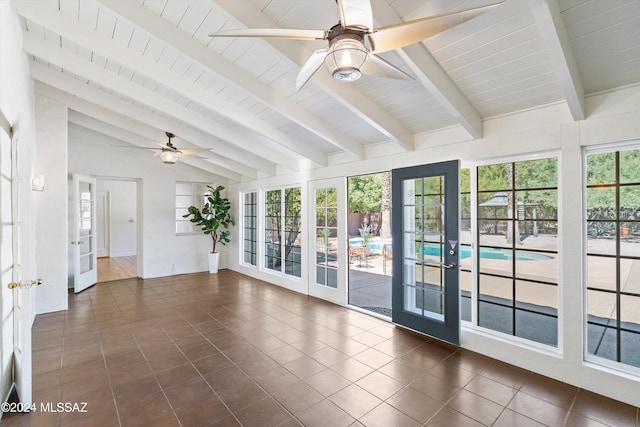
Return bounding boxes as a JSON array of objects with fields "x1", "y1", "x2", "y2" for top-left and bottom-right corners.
[{"x1": 12, "y1": 0, "x2": 640, "y2": 183}]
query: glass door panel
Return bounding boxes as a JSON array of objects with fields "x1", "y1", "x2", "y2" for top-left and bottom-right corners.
[
  {"x1": 309, "y1": 178, "x2": 346, "y2": 304},
  {"x1": 392, "y1": 161, "x2": 460, "y2": 344}
]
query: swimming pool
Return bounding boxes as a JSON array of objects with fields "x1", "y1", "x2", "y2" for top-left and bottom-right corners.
[
  {"x1": 421, "y1": 243, "x2": 553, "y2": 261},
  {"x1": 349, "y1": 239, "x2": 553, "y2": 261}
]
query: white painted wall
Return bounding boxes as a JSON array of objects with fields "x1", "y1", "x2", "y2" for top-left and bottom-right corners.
[
  {"x1": 67, "y1": 123, "x2": 221, "y2": 279},
  {"x1": 96, "y1": 179, "x2": 137, "y2": 257},
  {"x1": 228, "y1": 85, "x2": 640, "y2": 407},
  {"x1": 34, "y1": 95, "x2": 68, "y2": 314},
  {"x1": 0, "y1": 0, "x2": 38, "y2": 408}
]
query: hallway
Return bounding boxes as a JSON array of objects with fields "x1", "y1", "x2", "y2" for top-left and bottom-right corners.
[
  {"x1": 4, "y1": 270, "x2": 638, "y2": 426},
  {"x1": 97, "y1": 256, "x2": 137, "y2": 282}
]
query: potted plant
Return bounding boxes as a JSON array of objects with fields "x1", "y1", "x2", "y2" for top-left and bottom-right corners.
[{"x1": 183, "y1": 185, "x2": 233, "y2": 273}]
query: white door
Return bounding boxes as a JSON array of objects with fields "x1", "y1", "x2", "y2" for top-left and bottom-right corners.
[
  {"x1": 308, "y1": 178, "x2": 347, "y2": 305},
  {"x1": 73, "y1": 174, "x2": 97, "y2": 293},
  {"x1": 1, "y1": 120, "x2": 33, "y2": 407}
]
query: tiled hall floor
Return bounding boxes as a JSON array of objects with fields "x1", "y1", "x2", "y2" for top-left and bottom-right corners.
[{"x1": 3, "y1": 270, "x2": 639, "y2": 427}]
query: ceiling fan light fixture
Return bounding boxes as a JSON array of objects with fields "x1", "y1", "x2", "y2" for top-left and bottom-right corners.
[
  {"x1": 324, "y1": 37, "x2": 367, "y2": 82},
  {"x1": 159, "y1": 149, "x2": 180, "y2": 164}
]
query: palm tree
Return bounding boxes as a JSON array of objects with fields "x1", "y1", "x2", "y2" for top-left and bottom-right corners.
[
  {"x1": 380, "y1": 171, "x2": 392, "y2": 239},
  {"x1": 506, "y1": 163, "x2": 520, "y2": 243}
]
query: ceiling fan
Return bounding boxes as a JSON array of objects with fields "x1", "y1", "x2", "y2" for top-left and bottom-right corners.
[
  {"x1": 114, "y1": 132, "x2": 210, "y2": 164},
  {"x1": 210, "y1": 0, "x2": 503, "y2": 90}
]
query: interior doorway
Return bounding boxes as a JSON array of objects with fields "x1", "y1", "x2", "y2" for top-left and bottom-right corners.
[{"x1": 96, "y1": 178, "x2": 138, "y2": 282}]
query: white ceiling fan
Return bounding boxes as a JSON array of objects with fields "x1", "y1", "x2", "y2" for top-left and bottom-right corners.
[
  {"x1": 114, "y1": 132, "x2": 211, "y2": 164},
  {"x1": 210, "y1": 0, "x2": 503, "y2": 90}
]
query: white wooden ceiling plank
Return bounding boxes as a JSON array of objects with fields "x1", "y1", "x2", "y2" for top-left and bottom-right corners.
[
  {"x1": 191, "y1": 7, "x2": 229, "y2": 43},
  {"x1": 126, "y1": 28, "x2": 150, "y2": 55},
  {"x1": 560, "y1": 0, "x2": 630, "y2": 29},
  {"x1": 175, "y1": 0, "x2": 211, "y2": 35},
  {"x1": 130, "y1": 72, "x2": 148, "y2": 88},
  {"x1": 139, "y1": 0, "x2": 166, "y2": 16},
  {"x1": 575, "y1": 45, "x2": 640, "y2": 78},
  {"x1": 193, "y1": 70, "x2": 216, "y2": 89},
  {"x1": 426, "y1": 4, "x2": 531, "y2": 59},
  {"x1": 234, "y1": 44, "x2": 282, "y2": 79},
  {"x1": 570, "y1": 23, "x2": 640, "y2": 63},
  {"x1": 67, "y1": 112, "x2": 241, "y2": 182},
  {"x1": 58, "y1": 0, "x2": 80, "y2": 20},
  {"x1": 77, "y1": 0, "x2": 100, "y2": 31},
  {"x1": 476, "y1": 83, "x2": 563, "y2": 117},
  {"x1": 469, "y1": 71, "x2": 559, "y2": 104},
  {"x1": 95, "y1": 3, "x2": 118, "y2": 39},
  {"x1": 580, "y1": 58, "x2": 640, "y2": 94},
  {"x1": 155, "y1": 46, "x2": 180, "y2": 70},
  {"x1": 111, "y1": 13, "x2": 134, "y2": 46},
  {"x1": 458, "y1": 58, "x2": 555, "y2": 95},
  {"x1": 32, "y1": 70, "x2": 274, "y2": 176},
  {"x1": 370, "y1": 0, "x2": 483, "y2": 139},
  {"x1": 530, "y1": 0, "x2": 585, "y2": 120},
  {"x1": 167, "y1": 55, "x2": 194, "y2": 79},
  {"x1": 141, "y1": 37, "x2": 166, "y2": 63},
  {"x1": 22, "y1": 32, "x2": 301, "y2": 170},
  {"x1": 180, "y1": 62, "x2": 207, "y2": 84},
  {"x1": 116, "y1": 67, "x2": 134, "y2": 82},
  {"x1": 452, "y1": 44, "x2": 547, "y2": 88},
  {"x1": 438, "y1": 26, "x2": 543, "y2": 73},
  {"x1": 213, "y1": 0, "x2": 415, "y2": 151},
  {"x1": 97, "y1": 0, "x2": 363, "y2": 159},
  {"x1": 90, "y1": 50, "x2": 108, "y2": 69},
  {"x1": 159, "y1": 0, "x2": 191, "y2": 27}
]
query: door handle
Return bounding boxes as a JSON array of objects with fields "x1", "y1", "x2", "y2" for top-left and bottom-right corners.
[
  {"x1": 8, "y1": 279, "x2": 43, "y2": 289},
  {"x1": 422, "y1": 260, "x2": 457, "y2": 269},
  {"x1": 70, "y1": 241, "x2": 84, "y2": 245}
]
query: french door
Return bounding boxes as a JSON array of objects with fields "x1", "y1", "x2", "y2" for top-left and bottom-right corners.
[
  {"x1": 392, "y1": 160, "x2": 461, "y2": 344},
  {"x1": 72, "y1": 174, "x2": 97, "y2": 293},
  {"x1": 308, "y1": 178, "x2": 347, "y2": 305},
  {"x1": 1, "y1": 120, "x2": 33, "y2": 407}
]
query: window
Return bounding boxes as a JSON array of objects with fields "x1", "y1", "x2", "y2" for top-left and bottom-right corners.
[
  {"x1": 176, "y1": 182, "x2": 209, "y2": 234},
  {"x1": 315, "y1": 187, "x2": 338, "y2": 288},
  {"x1": 243, "y1": 191, "x2": 258, "y2": 266},
  {"x1": 475, "y1": 158, "x2": 559, "y2": 346},
  {"x1": 460, "y1": 168, "x2": 472, "y2": 322},
  {"x1": 586, "y1": 148, "x2": 640, "y2": 369},
  {"x1": 265, "y1": 187, "x2": 302, "y2": 277}
]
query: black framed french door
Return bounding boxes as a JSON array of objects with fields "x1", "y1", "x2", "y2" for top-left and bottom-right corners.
[{"x1": 391, "y1": 160, "x2": 460, "y2": 344}]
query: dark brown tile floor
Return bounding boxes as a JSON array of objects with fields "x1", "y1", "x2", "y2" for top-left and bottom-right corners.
[{"x1": 3, "y1": 270, "x2": 639, "y2": 426}]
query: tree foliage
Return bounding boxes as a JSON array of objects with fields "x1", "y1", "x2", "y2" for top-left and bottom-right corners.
[
  {"x1": 183, "y1": 185, "x2": 233, "y2": 253},
  {"x1": 348, "y1": 174, "x2": 382, "y2": 213}
]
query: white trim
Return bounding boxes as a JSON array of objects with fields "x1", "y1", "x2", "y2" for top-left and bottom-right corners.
[
  {"x1": 581, "y1": 140, "x2": 640, "y2": 378},
  {"x1": 239, "y1": 190, "x2": 259, "y2": 269}
]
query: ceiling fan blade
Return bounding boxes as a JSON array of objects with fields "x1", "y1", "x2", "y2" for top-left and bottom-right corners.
[
  {"x1": 111, "y1": 145, "x2": 157, "y2": 150},
  {"x1": 337, "y1": 0, "x2": 373, "y2": 31},
  {"x1": 209, "y1": 28, "x2": 326, "y2": 40},
  {"x1": 361, "y1": 54, "x2": 412, "y2": 81},
  {"x1": 368, "y1": 1, "x2": 503, "y2": 54},
  {"x1": 296, "y1": 48, "x2": 329, "y2": 90},
  {"x1": 180, "y1": 148, "x2": 212, "y2": 155}
]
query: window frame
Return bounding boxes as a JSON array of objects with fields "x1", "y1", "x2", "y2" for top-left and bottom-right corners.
[
  {"x1": 241, "y1": 190, "x2": 258, "y2": 267},
  {"x1": 175, "y1": 182, "x2": 210, "y2": 236},
  {"x1": 461, "y1": 152, "x2": 561, "y2": 351},
  {"x1": 262, "y1": 185, "x2": 303, "y2": 278},
  {"x1": 583, "y1": 142, "x2": 640, "y2": 375}
]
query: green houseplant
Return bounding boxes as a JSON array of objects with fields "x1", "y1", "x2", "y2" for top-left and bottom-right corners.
[{"x1": 183, "y1": 185, "x2": 233, "y2": 273}]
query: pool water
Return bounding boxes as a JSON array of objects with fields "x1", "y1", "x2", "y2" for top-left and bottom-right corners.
[
  {"x1": 421, "y1": 243, "x2": 553, "y2": 261},
  {"x1": 349, "y1": 239, "x2": 553, "y2": 261}
]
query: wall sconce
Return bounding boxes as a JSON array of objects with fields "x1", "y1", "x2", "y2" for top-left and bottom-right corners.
[{"x1": 31, "y1": 174, "x2": 45, "y2": 192}]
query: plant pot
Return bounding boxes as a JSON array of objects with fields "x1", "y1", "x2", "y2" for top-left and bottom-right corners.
[{"x1": 208, "y1": 252, "x2": 220, "y2": 274}]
